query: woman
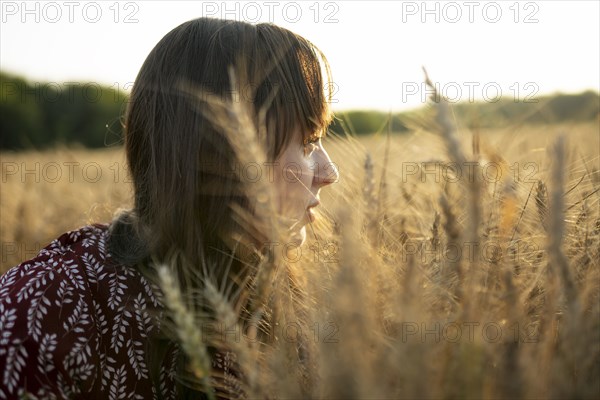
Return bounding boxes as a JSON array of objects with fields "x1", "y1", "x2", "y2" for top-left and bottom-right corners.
[{"x1": 0, "y1": 17, "x2": 338, "y2": 399}]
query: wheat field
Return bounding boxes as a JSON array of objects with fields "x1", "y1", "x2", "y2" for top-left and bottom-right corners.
[{"x1": 1, "y1": 108, "x2": 599, "y2": 398}]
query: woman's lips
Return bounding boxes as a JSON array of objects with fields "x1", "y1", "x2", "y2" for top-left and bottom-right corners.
[
  {"x1": 306, "y1": 200, "x2": 320, "y2": 223},
  {"x1": 307, "y1": 208, "x2": 316, "y2": 223}
]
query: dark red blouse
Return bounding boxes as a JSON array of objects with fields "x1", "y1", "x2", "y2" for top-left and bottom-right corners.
[{"x1": 0, "y1": 224, "x2": 179, "y2": 399}]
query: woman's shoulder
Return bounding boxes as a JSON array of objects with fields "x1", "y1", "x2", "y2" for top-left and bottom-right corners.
[
  {"x1": 4, "y1": 222, "x2": 107, "y2": 264},
  {"x1": 0, "y1": 223, "x2": 168, "y2": 398},
  {"x1": 36, "y1": 223, "x2": 111, "y2": 263},
  {"x1": 1, "y1": 223, "x2": 104, "y2": 286},
  {"x1": 0, "y1": 222, "x2": 162, "y2": 307},
  {"x1": 1, "y1": 223, "x2": 113, "y2": 296}
]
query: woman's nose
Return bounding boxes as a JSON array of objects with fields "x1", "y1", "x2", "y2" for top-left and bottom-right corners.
[{"x1": 312, "y1": 147, "x2": 339, "y2": 187}]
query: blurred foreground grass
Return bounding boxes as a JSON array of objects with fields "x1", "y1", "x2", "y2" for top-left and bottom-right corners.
[{"x1": 1, "y1": 120, "x2": 599, "y2": 398}]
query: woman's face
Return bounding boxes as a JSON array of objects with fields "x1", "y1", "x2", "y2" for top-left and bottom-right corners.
[{"x1": 272, "y1": 129, "x2": 339, "y2": 245}]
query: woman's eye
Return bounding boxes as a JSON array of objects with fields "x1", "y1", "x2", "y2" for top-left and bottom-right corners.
[{"x1": 303, "y1": 138, "x2": 319, "y2": 155}]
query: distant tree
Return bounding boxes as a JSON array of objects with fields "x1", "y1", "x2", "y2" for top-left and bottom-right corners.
[{"x1": 1, "y1": 72, "x2": 127, "y2": 150}]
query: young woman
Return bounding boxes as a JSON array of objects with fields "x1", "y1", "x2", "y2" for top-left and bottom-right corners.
[{"x1": 0, "y1": 17, "x2": 338, "y2": 399}]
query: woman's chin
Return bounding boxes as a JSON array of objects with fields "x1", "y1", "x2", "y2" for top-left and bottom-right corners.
[
  {"x1": 277, "y1": 213, "x2": 308, "y2": 245},
  {"x1": 288, "y1": 226, "x2": 306, "y2": 247}
]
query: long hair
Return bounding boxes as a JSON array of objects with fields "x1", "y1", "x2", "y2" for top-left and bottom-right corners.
[
  {"x1": 108, "y1": 18, "x2": 332, "y2": 274},
  {"x1": 106, "y1": 17, "x2": 333, "y2": 398}
]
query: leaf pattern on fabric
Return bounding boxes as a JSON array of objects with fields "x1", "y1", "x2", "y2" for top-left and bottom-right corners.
[{"x1": 0, "y1": 224, "x2": 177, "y2": 399}]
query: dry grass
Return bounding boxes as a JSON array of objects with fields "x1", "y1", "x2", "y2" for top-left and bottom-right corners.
[
  {"x1": 1, "y1": 146, "x2": 132, "y2": 269},
  {"x1": 1, "y1": 109, "x2": 599, "y2": 398}
]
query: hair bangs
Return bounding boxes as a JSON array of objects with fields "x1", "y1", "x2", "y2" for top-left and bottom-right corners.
[{"x1": 255, "y1": 24, "x2": 333, "y2": 160}]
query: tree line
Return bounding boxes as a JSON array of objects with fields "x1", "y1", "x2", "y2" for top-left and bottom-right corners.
[
  {"x1": 1, "y1": 72, "x2": 127, "y2": 150},
  {"x1": 1, "y1": 71, "x2": 598, "y2": 150},
  {"x1": 330, "y1": 90, "x2": 599, "y2": 136}
]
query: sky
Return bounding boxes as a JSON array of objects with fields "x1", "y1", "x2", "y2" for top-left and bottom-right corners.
[{"x1": 1, "y1": 0, "x2": 599, "y2": 111}]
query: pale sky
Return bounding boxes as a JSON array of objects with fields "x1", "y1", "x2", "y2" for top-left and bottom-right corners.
[{"x1": 1, "y1": 0, "x2": 599, "y2": 111}]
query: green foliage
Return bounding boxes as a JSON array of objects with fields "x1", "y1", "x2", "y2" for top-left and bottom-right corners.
[
  {"x1": 450, "y1": 90, "x2": 600, "y2": 129},
  {"x1": 329, "y1": 110, "x2": 411, "y2": 136},
  {"x1": 330, "y1": 91, "x2": 599, "y2": 136},
  {"x1": 1, "y1": 71, "x2": 127, "y2": 150},
  {"x1": 1, "y1": 71, "x2": 599, "y2": 148}
]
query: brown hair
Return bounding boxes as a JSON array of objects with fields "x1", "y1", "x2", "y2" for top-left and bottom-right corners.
[
  {"x1": 106, "y1": 18, "x2": 333, "y2": 396},
  {"x1": 107, "y1": 18, "x2": 332, "y2": 276}
]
